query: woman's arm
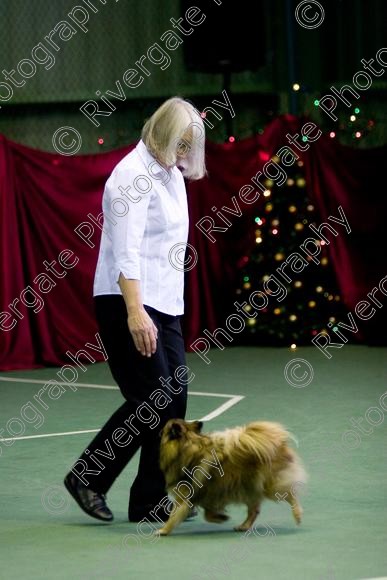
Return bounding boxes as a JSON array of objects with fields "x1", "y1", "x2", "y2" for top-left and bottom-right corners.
[
  {"x1": 103, "y1": 166, "x2": 157, "y2": 358},
  {"x1": 118, "y1": 275, "x2": 158, "y2": 357}
]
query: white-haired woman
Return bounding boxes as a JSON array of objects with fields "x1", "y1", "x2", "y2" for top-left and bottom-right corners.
[{"x1": 65, "y1": 97, "x2": 206, "y2": 523}]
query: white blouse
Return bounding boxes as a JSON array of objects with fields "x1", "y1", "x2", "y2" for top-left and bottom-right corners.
[{"x1": 93, "y1": 140, "x2": 189, "y2": 316}]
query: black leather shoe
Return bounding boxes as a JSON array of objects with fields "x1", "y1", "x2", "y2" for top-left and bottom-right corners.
[
  {"x1": 186, "y1": 506, "x2": 198, "y2": 520},
  {"x1": 129, "y1": 501, "x2": 198, "y2": 522},
  {"x1": 64, "y1": 473, "x2": 113, "y2": 522},
  {"x1": 129, "y1": 502, "x2": 168, "y2": 522}
]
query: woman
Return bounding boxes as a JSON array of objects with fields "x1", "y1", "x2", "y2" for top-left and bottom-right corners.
[{"x1": 64, "y1": 97, "x2": 206, "y2": 522}]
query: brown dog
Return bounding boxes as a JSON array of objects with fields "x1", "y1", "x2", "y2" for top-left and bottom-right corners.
[{"x1": 157, "y1": 418, "x2": 307, "y2": 535}]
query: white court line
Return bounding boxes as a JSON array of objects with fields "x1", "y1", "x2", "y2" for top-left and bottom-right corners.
[
  {"x1": 0, "y1": 377, "x2": 244, "y2": 442},
  {"x1": 199, "y1": 395, "x2": 244, "y2": 422},
  {"x1": 0, "y1": 377, "x2": 241, "y2": 398},
  {"x1": 1, "y1": 429, "x2": 100, "y2": 442}
]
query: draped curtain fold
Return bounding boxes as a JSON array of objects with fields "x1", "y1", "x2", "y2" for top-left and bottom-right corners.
[{"x1": 0, "y1": 116, "x2": 386, "y2": 371}]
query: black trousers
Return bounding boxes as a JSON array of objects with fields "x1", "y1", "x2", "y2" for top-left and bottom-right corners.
[{"x1": 73, "y1": 295, "x2": 187, "y2": 511}]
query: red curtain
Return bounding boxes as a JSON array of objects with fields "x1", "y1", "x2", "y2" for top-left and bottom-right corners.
[{"x1": 0, "y1": 116, "x2": 386, "y2": 371}]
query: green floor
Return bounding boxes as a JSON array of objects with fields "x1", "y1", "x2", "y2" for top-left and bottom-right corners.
[{"x1": 0, "y1": 346, "x2": 386, "y2": 580}]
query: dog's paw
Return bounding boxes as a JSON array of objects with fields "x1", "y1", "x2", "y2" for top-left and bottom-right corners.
[
  {"x1": 234, "y1": 524, "x2": 250, "y2": 532},
  {"x1": 154, "y1": 528, "x2": 169, "y2": 536},
  {"x1": 292, "y1": 508, "x2": 303, "y2": 525}
]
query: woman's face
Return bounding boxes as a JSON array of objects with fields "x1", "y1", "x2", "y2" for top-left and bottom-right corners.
[{"x1": 176, "y1": 129, "x2": 193, "y2": 163}]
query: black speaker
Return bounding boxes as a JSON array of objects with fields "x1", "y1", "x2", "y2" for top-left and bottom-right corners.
[{"x1": 181, "y1": 1, "x2": 266, "y2": 73}]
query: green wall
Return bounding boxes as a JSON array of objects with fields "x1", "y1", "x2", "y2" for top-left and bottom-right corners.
[{"x1": 0, "y1": 0, "x2": 386, "y2": 151}]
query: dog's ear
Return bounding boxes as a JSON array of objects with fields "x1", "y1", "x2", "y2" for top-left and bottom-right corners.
[
  {"x1": 169, "y1": 422, "x2": 183, "y2": 440},
  {"x1": 193, "y1": 421, "x2": 203, "y2": 433}
]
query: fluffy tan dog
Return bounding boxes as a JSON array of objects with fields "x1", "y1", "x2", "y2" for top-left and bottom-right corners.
[{"x1": 157, "y1": 418, "x2": 307, "y2": 536}]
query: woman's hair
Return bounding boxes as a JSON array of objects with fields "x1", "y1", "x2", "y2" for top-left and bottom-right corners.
[{"x1": 141, "y1": 96, "x2": 206, "y2": 180}]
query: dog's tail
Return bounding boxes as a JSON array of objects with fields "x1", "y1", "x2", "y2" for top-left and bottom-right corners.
[{"x1": 235, "y1": 422, "x2": 294, "y2": 465}]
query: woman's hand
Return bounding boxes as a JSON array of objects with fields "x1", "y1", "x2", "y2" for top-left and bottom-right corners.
[{"x1": 127, "y1": 306, "x2": 158, "y2": 357}]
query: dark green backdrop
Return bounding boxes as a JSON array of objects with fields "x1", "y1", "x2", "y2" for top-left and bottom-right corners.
[{"x1": 0, "y1": 0, "x2": 386, "y2": 151}]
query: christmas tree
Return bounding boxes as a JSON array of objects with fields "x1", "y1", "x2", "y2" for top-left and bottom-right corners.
[{"x1": 235, "y1": 158, "x2": 346, "y2": 347}]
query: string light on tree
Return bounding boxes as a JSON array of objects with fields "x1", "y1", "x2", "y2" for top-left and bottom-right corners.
[
  {"x1": 235, "y1": 157, "x2": 345, "y2": 345},
  {"x1": 322, "y1": 105, "x2": 380, "y2": 145}
]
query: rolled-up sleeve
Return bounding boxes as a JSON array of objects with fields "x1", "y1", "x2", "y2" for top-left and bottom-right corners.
[{"x1": 103, "y1": 167, "x2": 153, "y2": 283}]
